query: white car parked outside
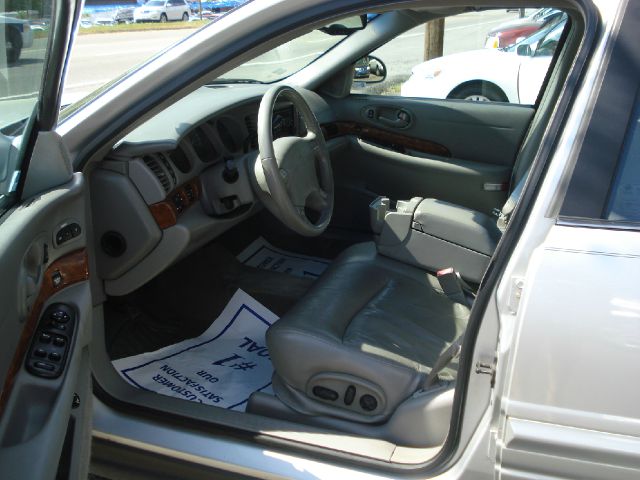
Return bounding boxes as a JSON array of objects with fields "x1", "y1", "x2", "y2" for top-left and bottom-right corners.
[
  {"x1": 0, "y1": 15, "x2": 34, "y2": 64},
  {"x1": 133, "y1": 0, "x2": 190, "y2": 23},
  {"x1": 401, "y1": 16, "x2": 565, "y2": 104}
]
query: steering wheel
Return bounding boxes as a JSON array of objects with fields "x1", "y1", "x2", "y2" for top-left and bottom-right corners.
[{"x1": 252, "y1": 85, "x2": 334, "y2": 237}]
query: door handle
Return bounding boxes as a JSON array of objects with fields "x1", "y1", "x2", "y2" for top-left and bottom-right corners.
[
  {"x1": 377, "y1": 109, "x2": 411, "y2": 129},
  {"x1": 378, "y1": 115, "x2": 409, "y2": 128}
]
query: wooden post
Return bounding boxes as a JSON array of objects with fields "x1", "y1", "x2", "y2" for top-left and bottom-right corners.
[{"x1": 424, "y1": 18, "x2": 445, "y2": 61}]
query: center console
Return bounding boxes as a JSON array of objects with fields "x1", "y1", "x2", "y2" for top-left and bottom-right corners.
[{"x1": 370, "y1": 196, "x2": 501, "y2": 283}]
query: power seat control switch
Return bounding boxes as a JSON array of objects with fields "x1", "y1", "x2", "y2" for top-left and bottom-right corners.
[
  {"x1": 25, "y1": 303, "x2": 76, "y2": 379},
  {"x1": 313, "y1": 385, "x2": 339, "y2": 401}
]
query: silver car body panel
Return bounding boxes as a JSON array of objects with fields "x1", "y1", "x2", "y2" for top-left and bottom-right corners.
[
  {"x1": 496, "y1": 226, "x2": 640, "y2": 479},
  {"x1": 491, "y1": 0, "x2": 640, "y2": 477}
]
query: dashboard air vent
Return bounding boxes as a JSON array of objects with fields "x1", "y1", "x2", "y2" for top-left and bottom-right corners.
[
  {"x1": 143, "y1": 155, "x2": 172, "y2": 193},
  {"x1": 159, "y1": 153, "x2": 178, "y2": 186}
]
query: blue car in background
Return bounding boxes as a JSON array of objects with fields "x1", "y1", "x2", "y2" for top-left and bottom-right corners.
[{"x1": 188, "y1": 0, "x2": 244, "y2": 16}]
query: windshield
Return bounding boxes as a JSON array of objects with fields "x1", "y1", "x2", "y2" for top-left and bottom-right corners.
[
  {"x1": 61, "y1": 7, "x2": 361, "y2": 117},
  {"x1": 214, "y1": 23, "x2": 356, "y2": 84}
]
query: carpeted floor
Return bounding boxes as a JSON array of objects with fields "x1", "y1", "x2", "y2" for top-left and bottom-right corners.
[{"x1": 105, "y1": 242, "x2": 316, "y2": 360}]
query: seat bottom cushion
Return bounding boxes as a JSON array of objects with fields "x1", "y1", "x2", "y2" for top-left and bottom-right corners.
[{"x1": 266, "y1": 242, "x2": 470, "y2": 421}]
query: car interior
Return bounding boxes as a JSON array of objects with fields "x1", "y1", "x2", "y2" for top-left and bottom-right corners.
[{"x1": 85, "y1": 3, "x2": 583, "y2": 464}]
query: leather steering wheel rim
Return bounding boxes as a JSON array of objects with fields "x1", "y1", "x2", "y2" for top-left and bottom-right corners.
[{"x1": 254, "y1": 85, "x2": 334, "y2": 237}]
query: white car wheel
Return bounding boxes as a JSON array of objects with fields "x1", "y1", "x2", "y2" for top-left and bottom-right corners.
[
  {"x1": 464, "y1": 94, "x2": 492, "y2": 102},
  {"x1": 450, "y1": 82, "x2": 508, "y2": 103}
]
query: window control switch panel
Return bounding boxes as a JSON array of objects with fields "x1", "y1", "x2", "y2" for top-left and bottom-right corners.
[{"x1": 26, "y1": 303, "x2": 76, "y2": 379}]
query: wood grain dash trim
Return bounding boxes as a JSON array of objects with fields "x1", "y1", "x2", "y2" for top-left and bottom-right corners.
[
  {"x1": 149, "y1": 178, "x2": 201, "y2": 230},
  {"x1": 0, "y1": 248, "x2": 89, "y2": 418},
  {"x1": 149, "y1": 202, "x2": 177, "y2": 229},
  {"x1": 322, "y1": 121, "x2": 451, "y2": 158}
]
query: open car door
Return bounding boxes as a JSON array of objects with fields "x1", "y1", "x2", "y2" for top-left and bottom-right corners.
[{"x1": 0, "y1": 0, "x2": 89, "y2": 479}]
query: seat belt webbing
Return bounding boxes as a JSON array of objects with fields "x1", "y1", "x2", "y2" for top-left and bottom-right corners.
[
  {"x1": 496, "y1": 174, "x2": 526, "y2": 232},
  {"x1": 423, "y1": 333, "x2": 465, "y2": 388}
]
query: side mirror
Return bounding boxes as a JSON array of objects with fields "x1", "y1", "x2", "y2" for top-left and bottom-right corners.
[
  {"x1": 535, "y1": 40, "x2": 559, "y2": 57},
  {"x1": 353, "y1": 55, "x2": 386, "y2": 84},
  {"x1": 516, "y1": 44, "x2": 532, "y2": 57}
]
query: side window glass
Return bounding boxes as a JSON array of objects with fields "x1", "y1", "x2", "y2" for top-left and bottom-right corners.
[
  {"x1": 351, "y1": 8, "x2": 565, "y2": 105},
  {"x1": 533, "y1": 24, "x2": 562, "y2": 57},
  {"x1": 605, "y1": 93, "x2": 640, "y2": 222},
  {"x1": 0, "y1": 0, "x2": 54, "y2": 213}
]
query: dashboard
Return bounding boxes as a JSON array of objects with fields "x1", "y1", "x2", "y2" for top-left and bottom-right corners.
[{"x1": 91, "y1": 85, "x2": 335, "y2": 296}]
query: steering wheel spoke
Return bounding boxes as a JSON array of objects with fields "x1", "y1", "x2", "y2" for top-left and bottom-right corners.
[
  {"x1": 306, "y1": 188, "x2": 329, "y2": 212},
  {"x1": 302, "y1": 132, "x2": 323, "y2": 158},
  {"x1": 294, "y1": 205, "x2": 307, "y2": 218}
]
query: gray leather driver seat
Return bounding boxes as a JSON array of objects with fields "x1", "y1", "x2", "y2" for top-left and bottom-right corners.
[{"x1": 266, "y1": 242, "x2": 470, "y2": 423}]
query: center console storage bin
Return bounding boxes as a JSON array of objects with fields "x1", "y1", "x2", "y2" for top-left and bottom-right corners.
[{"x1": 375, "y1": 198, "x2": 501, "y2": 283}]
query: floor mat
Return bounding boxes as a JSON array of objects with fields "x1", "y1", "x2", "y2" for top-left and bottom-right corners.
[
  {"x1": 237, "y1": 237, "x2": 330, "y2": 279},
  {"x1": 105, "y1": 243, "x2": 314, "y2": 360},
  {"x1": 112, "y1": 289, "x2": 278, "y2": 411}
]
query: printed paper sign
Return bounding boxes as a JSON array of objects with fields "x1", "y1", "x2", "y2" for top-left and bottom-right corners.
[
  {"x1": 112, "y1": 289, "x2": 278, "y2": 411},
  {"x1": 237, "y1": 237, "x2": 330, "y2": 278}
]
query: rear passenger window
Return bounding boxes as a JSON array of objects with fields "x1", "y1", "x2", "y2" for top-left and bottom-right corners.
[
  {"x1": 605, "y1": 94, "x2": 640, "y2": 222},
  {"x1": 352, "y1": 8, "x2": 566, "y2": 105}
]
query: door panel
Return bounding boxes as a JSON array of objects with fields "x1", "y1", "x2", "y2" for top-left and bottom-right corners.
[
  {"x1": 325, "y1": 95, "x2": 534, "y2": 230},
  {"x1": 496, "y1": 227, "x2": 640, "y2": 479},
  {"x1": 0, "y1": 0, "x2": 86, "y2": 472},
  {"x1": 330, "y1": 96, "x2": 534, "y2": 166},
  {"x1": 332, "y1": 138, "x2": 513, "y2": 231},
  {"x1": 0, "y1": 174, "x2": 92, "y2": 480}
]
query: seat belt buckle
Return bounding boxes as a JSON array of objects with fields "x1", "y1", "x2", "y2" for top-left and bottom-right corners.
[{"x1": 436, "y1": 268, "x2": 469, "y2": 306}]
